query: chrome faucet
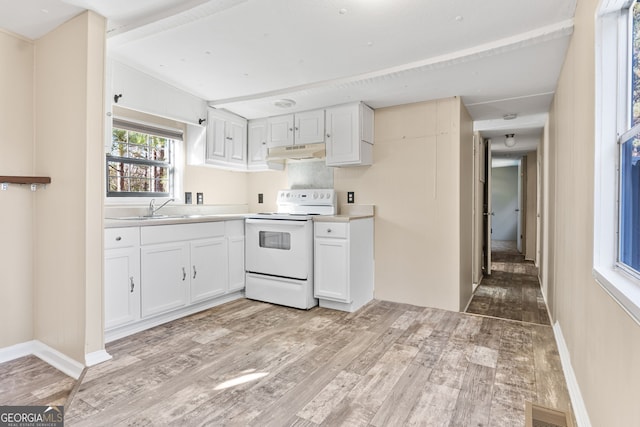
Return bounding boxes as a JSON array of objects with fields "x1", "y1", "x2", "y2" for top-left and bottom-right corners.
[{"x1": 148, "y1": 198, "x2": 174, "y2": 216}]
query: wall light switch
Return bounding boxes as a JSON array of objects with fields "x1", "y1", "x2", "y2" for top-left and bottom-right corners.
[
  {"x1": 196, "y1": 192, "x2": 204, "y2": 205},
  {"x1": 347, "y1": 191, "x2": 355, "y2": 204}
]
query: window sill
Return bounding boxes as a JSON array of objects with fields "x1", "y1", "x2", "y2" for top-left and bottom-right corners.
[{"x1": 593, "y1": 266, "x2": 640, "y2": 326}]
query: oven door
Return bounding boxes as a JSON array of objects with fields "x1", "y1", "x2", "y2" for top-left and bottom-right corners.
[{"x1": 245, "y1": 218, "x2": 312, "y2": 280}]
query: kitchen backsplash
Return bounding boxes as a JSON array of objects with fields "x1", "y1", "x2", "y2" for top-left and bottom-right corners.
[{"x1": 287, "y1": 159, "x2": 334, "y2": 189}]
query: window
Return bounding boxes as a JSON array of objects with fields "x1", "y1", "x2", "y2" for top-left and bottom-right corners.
[
  {"x1": 619, "y1": 2, "x2": 640, "y2": 276},
  {"x1": 594, "y1": 0, "x2": 640, "y2": 323},
  {"x1": 107, "y1": 119, "x2": 181, "y2": 197}
]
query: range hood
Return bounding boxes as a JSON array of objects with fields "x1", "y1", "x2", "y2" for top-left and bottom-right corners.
[{"x1": 266, "y1": 143, "x2": 326, "y2": 161}]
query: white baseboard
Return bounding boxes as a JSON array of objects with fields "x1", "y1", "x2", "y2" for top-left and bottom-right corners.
[
  {"x1": 0, "y1": 340, "x2": 97, "y2": 380},
  {"x1": 0, "y1": 340, "x2": 37, "y2": 364},
  {"x1": 32, "y1": 341, "x2": 85, "y2": 379},
  {"x1": 85, "y1": 349, "x2": 112, "y2": 367},
  {"x1": 553, "y1": 321, "x2": 592, "y2": 427}
]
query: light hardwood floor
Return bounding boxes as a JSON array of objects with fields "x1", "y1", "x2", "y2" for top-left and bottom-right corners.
[{"x1": 1, "y1": 297, "x2": 572, "y2": 426}]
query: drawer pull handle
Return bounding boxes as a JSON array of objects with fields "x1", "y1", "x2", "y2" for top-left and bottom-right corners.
[
  {"x1": 182, "y1": 267, "x2": 186, "y2": 281},
  {"x1": 115, "y1": 236, "x2": 122, "y2": 241},
  {"x1": 129, "y1": 276, "x2": 135, "y2": 292},
  {"x1": 193, "y1": 265, "x2": 197, "y2": 279},
  {"x1": 327, "y1": 229, "x2": 332, "y2": 233}
]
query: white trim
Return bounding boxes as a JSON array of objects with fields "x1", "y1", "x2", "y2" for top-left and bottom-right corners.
[
  {"x1": 553, "y1": 322, "x2": 592, "y2": 427},
  {"x1": 31, "y1": 341, "x2": 85, "y2": 379},
  {"x1": 593, "y1": 2, "x2": 640, "y2": 325},
  {"x1": 0, "y1": 340, "x2": 90, "y2": 380},
  {"x1": 85, "y1": 349, "x2": 113, "y2": 367},
  {"x1": 0, "y1": 340, "x2": 37, "y2": 364}
]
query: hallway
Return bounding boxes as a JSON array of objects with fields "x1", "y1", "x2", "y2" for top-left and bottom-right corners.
[{"x1": 466, "y1": 240, "x2": 549, "y2": 325}]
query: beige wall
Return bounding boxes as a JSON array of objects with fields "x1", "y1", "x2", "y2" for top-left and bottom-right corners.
[
  {"x1": 524, "y1": 152, "x2": 537, "y2": 261},
  {"x1": 334, "y1": 97, "x2": 473, "y2": 311},
  {"x1": 183, "y1": 166, "x2": 250, "y2": 206},
  {"x1": 33, "y1": 12, "x2": 105, "y2": 363},
  {"x1": 548, "y1": 0, "x2": 640, "y2": 424},
  {"x1": 0, "y1": 31, "x2": 35, "y2": 348}
]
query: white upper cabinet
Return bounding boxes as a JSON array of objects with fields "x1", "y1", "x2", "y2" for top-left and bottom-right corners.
[
  {"x1": 248, "y1": 119, "x2": 285, "y2": 171},
  {"x1": 325, "y1": 102, "x2": 374, "y2": 167},
  {"x1": 204, "y1": 108, "x2": 247, "y2": 169},
  {"x1": 267, "y1": 109, "x2": 325, "y2": 148},
  {"x1": 295, "y1": 109, "x2": 325, "y2": 145},
  {"x1": 267, "y1": 115, "x2": 294, "y2": 148}
]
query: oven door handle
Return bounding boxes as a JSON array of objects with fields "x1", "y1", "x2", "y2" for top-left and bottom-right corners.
[{"x1": 245, "y1": 219, "x2": 309, "y2": 227}]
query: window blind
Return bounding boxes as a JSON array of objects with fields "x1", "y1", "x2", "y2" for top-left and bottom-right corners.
[{"x1": 112, "y1": 118, "x2": 183, "y2": 141}]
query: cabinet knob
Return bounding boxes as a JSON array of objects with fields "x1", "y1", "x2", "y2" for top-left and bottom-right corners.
[
  {"x1": 327, "y1": 228, "x2": 332, "y2": 233},
  {"x1": 262, "y1": 141, "x2": 266, "y2": 145},
  {"x1": 115, "y1": 236, "x2": 122, "y2": 241},
  {"x1": 226, "y1": 136, "x2": 233, "y2": 140},
  {"x1": 326, "y1": 133, "x2": 331, "y2": 138},
  {"x1": 289, "y1": 128, "x2": 293, "y2": 132}
]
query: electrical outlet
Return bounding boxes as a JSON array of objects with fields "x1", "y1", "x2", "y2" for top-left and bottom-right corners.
[
  {"x1": 196, "y1": 192, "x2": 204, "y2": 205},
  {"x1": 258, "y1": 193, "x2": 264, "y2": 204},
  {"x1": 347, "y1": 191, "x2": 355, "y2": 204}
]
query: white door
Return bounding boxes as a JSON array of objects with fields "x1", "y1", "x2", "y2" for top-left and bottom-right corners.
[
  {"x1": 190, "y1": 237, "x2": 227, "y2": 303},
  {"x1": 227, "y1": 117, "x2": 247, "y2": 164},
  {"x1": 141, "y1": 242, "x2": 189, "y2": 317},
  {"x1": 314, "y1": 238, "x2": 349, "y2": 302},
  {"x1": 326, "y1": 104, "x2": 359, "y2": 164},
  {"x1": 206, "y1": 112, "x2": 227, "y2": 161},
  {"x1": 227, "y1": 235, "x2": 245, "y2": 292},
  {"x1": 104, "y1": 247, "x2": 140, "y2": 329},
  {"x1": 245, "y1": 219, "x2": 312, "y2": 280},
  {"x1": 295, "y1": 109, "x2": 325, "y2": 145},
  {"x1": 484, "y1": 139, "x2": 493, "y2": 275},
  {"x1": 248, "y1": 120, "x2": 268, "y2": 166},
  {"x1": 268, "y1": 115, "x2": 294, "y2": 147}
]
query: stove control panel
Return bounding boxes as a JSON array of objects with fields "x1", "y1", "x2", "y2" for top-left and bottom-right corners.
[{"x1": 278, "y1": 189, "x2": 335, "y2": 205}]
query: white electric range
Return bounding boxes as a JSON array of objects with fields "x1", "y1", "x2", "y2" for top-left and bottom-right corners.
[{"x1": 245, "y1": 189, "x2": 336, "y2": 309}]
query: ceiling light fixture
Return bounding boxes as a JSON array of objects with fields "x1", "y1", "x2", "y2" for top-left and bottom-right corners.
[
  {"x1": 274, "y1": 99, "x2": 296, "y2": 108},
  {"x1": 504, "y1": 134, "x2": 516, "y2": 147},
  {"x1": 503, "y1": 113, "x2": 518, "y2": 120}
]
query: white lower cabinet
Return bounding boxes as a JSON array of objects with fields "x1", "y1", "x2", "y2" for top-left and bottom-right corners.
[
  {"x1": 314, "y1": 218, "x2": 374, "y2": 312},
  {"x1": 104, "y1": 228, "x2": 141, "y2": 330},
  {"x1": 141, "y1": 242, "x2": 190, "y2": 317},
  {"x1": 190, "y1": 237, "x2": 228, "y2": 303},
  {"x1": 104, "y1": 219, "x2": 246, "y2": 341},
  {"x1": 227, "y1": 219, "x2": 245, "y2": 292}
]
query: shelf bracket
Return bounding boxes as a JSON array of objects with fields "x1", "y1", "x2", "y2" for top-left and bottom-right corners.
[{"x1": 1, "y1": 183, "x2": 7, "y2": 191}]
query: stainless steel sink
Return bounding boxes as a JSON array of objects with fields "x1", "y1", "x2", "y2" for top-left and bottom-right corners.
[{"x1": 107, "y1": 214, "x2": 207, "y2": 220}]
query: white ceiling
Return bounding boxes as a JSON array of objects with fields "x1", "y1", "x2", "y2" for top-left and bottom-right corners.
[{"x1": 1, "y1": 0, "x2": 577, "y2": 155}]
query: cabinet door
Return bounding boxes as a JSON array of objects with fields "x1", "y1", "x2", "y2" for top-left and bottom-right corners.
[
  {"x1": 295, "y1": 109, "x2": 325, "y2": 145},
  {"x1": 248, "y1": 120, "x2": 268, "y2": 166},
  {"x1": 267, "y1": 115, "x2": 294, "y2": 147},
  {"x1": 190, "y1": 237, "x2": 228, "y2": 303},
  {"x1": 227, "y1": 117, "x2": 247, "y2": 164},
  {"x1": 105, "y1": 247, "x2": 140, "y2": 329},
  {"x1": 141, "y1": 242, "x2": 189, "y2": 318},
  {"x1": 325, "y1": 105, "x2": 360, "y2": 165},
  {"x1": 314, "y1": 238, "x2": 350, "y2": 302},
  {"x1": 206, "y1": 112, "x2": 227, "y2": 161},
  {"x1": 228, "y1": 235, "x2": 245, "y2": 292}
]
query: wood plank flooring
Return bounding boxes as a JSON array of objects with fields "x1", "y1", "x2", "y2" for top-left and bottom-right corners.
[
  {"x1": 467, "y1": 242, "x2": 549, "y2": 325},
  {"x1": 0, "y1": 297, "x2": 573, "y2": 426}
]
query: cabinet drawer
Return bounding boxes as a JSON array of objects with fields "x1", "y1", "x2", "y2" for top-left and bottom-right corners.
[
  {"x1": 141, "y1": 222, "x2": 225, "y2": 245},
  {"x1": 105, "y1": 227, "x2": 140, "y2": 249},
  {"x1": 314, "y1": 222, "x2": 348, "y2": 238}
]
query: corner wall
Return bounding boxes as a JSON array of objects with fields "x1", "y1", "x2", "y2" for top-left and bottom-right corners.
[
  {"x1": 0, "y1": 30, "x2": 35, "y2": 348},
  {"x1": 548, "y1": 0, "x2": 640, "y2": 424},
  {"x1": 334, "y1": 97, "x2": 473, "y2": 311},
  {"x1": 33, "y1": 11, "x2": 105, "y2": 363}
]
